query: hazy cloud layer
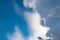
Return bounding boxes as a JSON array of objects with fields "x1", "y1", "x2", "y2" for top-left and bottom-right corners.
[{"x1": 36, "y1": 0, "x2": 60, "y2": 18}]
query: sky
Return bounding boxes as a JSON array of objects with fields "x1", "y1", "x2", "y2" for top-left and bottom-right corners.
[{"x1": 0, "y1": 0, "x2": 60, "y2": 40}]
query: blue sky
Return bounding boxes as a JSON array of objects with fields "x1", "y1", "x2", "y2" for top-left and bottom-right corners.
[
  {"x1": 0, "y1": 0, "x2": 29, "y2": 40},
  {"x1": 0, "y1": 0, "x2": 60, "y2": 40}
]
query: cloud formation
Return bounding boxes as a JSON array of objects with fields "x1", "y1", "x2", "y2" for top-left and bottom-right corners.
[
  {"x1": 7, "y1": 26, "x2": 24, "y2": 40},
  {"x1": 10, "y1": 0, "x2": 56, "y2": 40},
  {"x1": 24, "y1": 10, "x2": 52, "y2": 40},
  {"x1": 23, "y1": 0, "x2": 37, "y2": 10},
  {"x1": 23, "y1": 0, "x2": 54, "y2": 40}
]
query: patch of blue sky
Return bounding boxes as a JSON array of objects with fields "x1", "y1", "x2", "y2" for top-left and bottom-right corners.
[{"x1": 0, "y1": 0, "x2": 29, "y2": 40}]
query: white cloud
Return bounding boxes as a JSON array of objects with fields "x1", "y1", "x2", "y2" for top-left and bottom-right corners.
[
  {"x1": 7, "y1": 26, "x2": 24, "y2": 40},
  {"x1": 23, "y1": 0, "x2": 37, "y2": 10},
  {"x1": 12, "y1": 0, "x2": 54, "y2": 40},
  {"x1": 24, "y1": 10, "x2": 52, "y2": 40},
  {"x1": 22, "y1": 0, "x2": 53, "y2": 40}
]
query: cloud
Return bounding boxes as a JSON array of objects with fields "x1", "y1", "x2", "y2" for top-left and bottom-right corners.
[
  {"x1": 23, "y1": 0, "x2": 53, "y2": 40},
  {"x1": 24, "y1": 10, "x2": 52, "y2": 40},
  {"x1": 7, "y1": 26, "x2": 24, "y2": 40},
  {"x1": 23, "y1": 0, "x2": 54, "y2": 18},
  {"x1": 23, "y1": 0, "x2": 37, "y2": 10},
  {"x1": 12, "y1": 0, "x2": 54, "y2": 40}
]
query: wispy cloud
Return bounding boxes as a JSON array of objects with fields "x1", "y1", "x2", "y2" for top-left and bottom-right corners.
[
  {"x1": 36, "y1": 0, "x2": 60, "y2": 18},
  {"x1": 13, "y1": 1, "x2": 23, "y2": 15},
  {"x1": 7, "y1": 26, "x2": 24, "y2": 40}
]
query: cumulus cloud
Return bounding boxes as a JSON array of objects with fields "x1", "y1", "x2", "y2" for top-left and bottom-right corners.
[
  {"x1": 24, "y1": 10, "x2": 52, "y2": 40},
  {"x1": 12, "y1": 0, "x2": 54, "y2": 40},
  {"x1": 23, "y1": 0, "x2": 53, "y2": 40},
  {"x1": 7, "y1": 26, "x2": 24, "y2": 40}
]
